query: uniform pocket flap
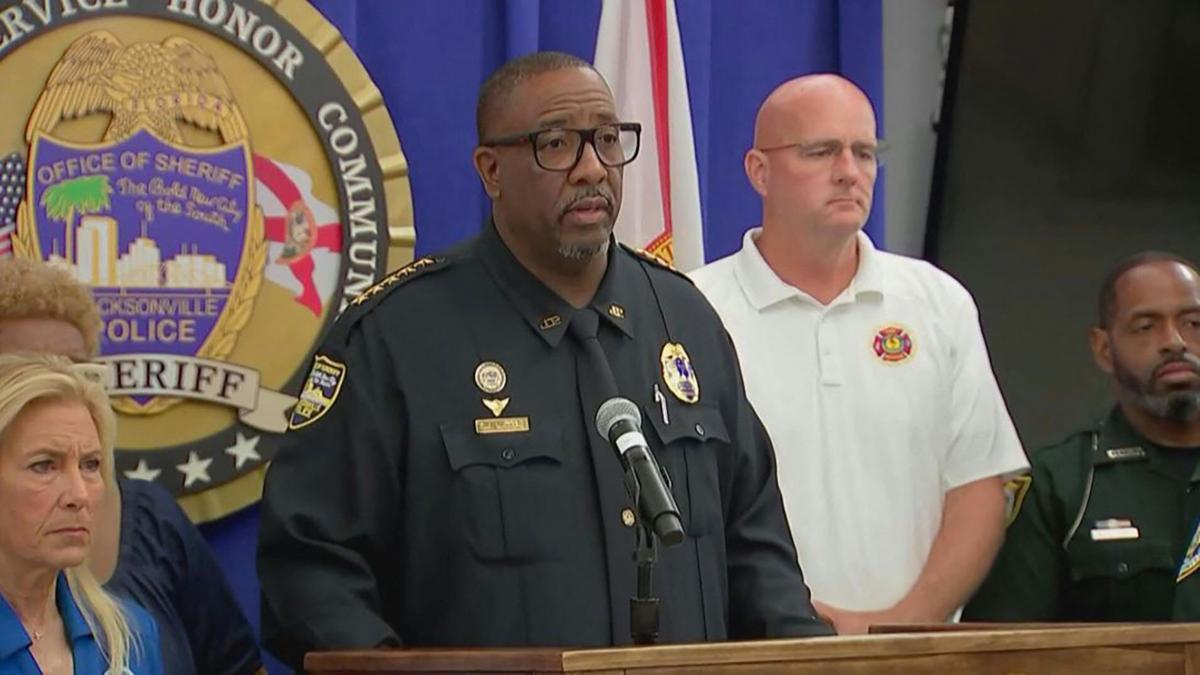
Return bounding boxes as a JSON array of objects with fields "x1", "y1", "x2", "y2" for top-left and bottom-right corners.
[
  {"x1": 440, "y1": 422, "x2": 562, "y2": 471},
  {"x1": 644, "y1": 400, "x2": 730, "y2": 446},
  {"x1": 1069, "y1": 541, "x2": 1175, "y2": 581}
]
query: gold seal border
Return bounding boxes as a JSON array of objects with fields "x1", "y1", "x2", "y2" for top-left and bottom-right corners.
[
  {"x1": 175, "y1": 0, "x2": 415, "y2": 523},
  {"x1": 269, "y1": 0, "x2": 415, "y2": 250}
]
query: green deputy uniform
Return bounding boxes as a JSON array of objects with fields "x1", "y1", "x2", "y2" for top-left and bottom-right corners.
[{"x1": 964, "y1": 407, "x2": 1200, "y2": 621}]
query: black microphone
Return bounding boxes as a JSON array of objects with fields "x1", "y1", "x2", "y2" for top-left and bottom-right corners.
[{"x1": 595, "y1": 397, "x2": 685, "y2": 547}]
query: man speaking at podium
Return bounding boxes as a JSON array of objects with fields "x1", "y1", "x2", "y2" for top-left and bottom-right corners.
[{"x1": 257, "y1": 51, "x2": 830, "y2": 669}]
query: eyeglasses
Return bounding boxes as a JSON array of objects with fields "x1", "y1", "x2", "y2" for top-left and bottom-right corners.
[
  {"x1": 483, "y1": 123, "x2": 642, "y2": 171},
  {"x1": 757, "y1": 138, "x2": 888, "y2": 168}
]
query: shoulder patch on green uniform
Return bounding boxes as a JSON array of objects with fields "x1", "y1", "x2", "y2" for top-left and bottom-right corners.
[
  {"x1": 1003, "y1": 474, "x2": 1033, "y2": 526},
  {"x1": 1179, "y1": 518, "x2": 1200, "y2": 582},
  {"x1": 289, "y1": 355, "x2": 347, "y2": 430},
  {"x1": 348, "y1": 255, "x2": 449, "y2": 311},
  {"x1": 1095, "y1": 445, "x2": 1147, "y2": 465},
  {"x1": 619, "y1": 242, "x2": 694, "y2": 284}
]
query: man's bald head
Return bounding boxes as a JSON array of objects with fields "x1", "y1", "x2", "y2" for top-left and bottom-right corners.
[
  {"x1": 753, "y1": 74, "x2": 876, "y2": 149},
  {"x1": 743, "y1": 73, "x2": 879, "y2": 238}
]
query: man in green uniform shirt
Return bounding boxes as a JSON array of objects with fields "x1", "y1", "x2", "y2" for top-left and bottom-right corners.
[{"x1": 965, "y1": 251, "x2": 1200, "y2": 621}]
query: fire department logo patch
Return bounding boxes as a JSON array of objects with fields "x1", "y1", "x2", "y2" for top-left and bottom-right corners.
[
  {"x1": 1, "y1": 0, "x2": 414, "y2": 521},
  {"x1": 872, "y1": 325, "x2": 914, "y2": 364}
]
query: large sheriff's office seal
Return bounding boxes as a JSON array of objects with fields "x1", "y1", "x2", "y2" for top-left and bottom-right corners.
[{"x1": 0, "y1": 0, "x2": 414, "y2": 522}]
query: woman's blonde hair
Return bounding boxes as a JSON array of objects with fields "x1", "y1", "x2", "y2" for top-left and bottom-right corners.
[{"x1": 0, "y1": 353, "x2": 138, "y2": 670}]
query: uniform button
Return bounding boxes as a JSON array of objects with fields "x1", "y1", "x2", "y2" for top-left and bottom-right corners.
[
  {"x1": 1116, "y1": 562, "x2": 1129, "y2": 574},
  {"x1": 694, "y1": 423, "x2": 705, "y2": 437},
  {"x1": 621, "y1": 508, "x2": 636, "y2": 527},
  {"x1": 501, "y1": 448, "x2": 515, "y2": 462}
]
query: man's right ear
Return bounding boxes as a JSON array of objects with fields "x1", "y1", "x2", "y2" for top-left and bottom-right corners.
[
  {"x1": 1090, "y1": 327, "x2": 1115, "y2": 375},
  {"x1": 744, "y1": 149, "x2": 768, "y2": 197},
  {"x1": 473, "y1": 147, "x2": 501, "y2": 199}
]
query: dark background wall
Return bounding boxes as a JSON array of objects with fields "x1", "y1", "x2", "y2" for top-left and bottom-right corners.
[{"x1": 930, "y1": 0, "x2": 1200, "y2": 450}]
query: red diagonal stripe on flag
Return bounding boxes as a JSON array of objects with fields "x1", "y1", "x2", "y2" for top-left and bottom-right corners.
[
  {"x1": 645, "y1": 0, "x2": 673, "y2": 245},
  {"x1": 287, "y1": 254, "x2": 322, "y2": 316},
  {"x1": 263, "y1": 215, "x2": 288, "y2": 242},
  {"x1": 254, "y1": 154, "x2": 302, "y2": 206},
  {"x1": 315, "y1": 223, "x2": 341, "y2": 249},
  {"x1": 255, "y1": 154, "x2": 342, "y2": 317}
]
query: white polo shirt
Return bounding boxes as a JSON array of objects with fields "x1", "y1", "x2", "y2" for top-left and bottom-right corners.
[{"x1": 691, "y1": 228, "x2": 1028, "y2": 611}]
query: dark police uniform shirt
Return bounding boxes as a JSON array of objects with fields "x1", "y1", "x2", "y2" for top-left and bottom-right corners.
[
  {"x1": 258, "y1": 222, "x2": 831, "y2": 669},
  {"x1": 964, "y1": 407, "x2": 1200, "y2": 621},
  {"x1": 106, "y1": 478, "x2": 262, "y2": 675}
]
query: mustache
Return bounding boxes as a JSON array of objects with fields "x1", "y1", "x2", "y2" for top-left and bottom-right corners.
[
  {"x1": 558, "y1": 187, "x2": 615, "y2": 216},
  {"x1": 1154, "y1": 353, "x2": 1200, "y2": 376},
  {"x1": 829, "y1": 190, "x2": 867, "y2": 202}
]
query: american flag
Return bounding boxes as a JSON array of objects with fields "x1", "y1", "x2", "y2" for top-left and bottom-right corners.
[{"x1": 0, "y1": 153, "x2": 25, "y2": 259}]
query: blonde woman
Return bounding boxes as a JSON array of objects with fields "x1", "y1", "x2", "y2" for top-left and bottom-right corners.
[
  {"x1": 0, "y1": 354, "x2": 163, "y2": 674},
  {"x1": 0, "y1": 257, "x2": 262, "y2": 675}
]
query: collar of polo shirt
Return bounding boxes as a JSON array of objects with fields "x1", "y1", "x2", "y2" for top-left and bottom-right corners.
[{"x1": 733, "y1": 229, "x2": 884, "y2": 310}]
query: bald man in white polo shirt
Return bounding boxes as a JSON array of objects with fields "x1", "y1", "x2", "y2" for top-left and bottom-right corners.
[{"x1": 690, "y1": 74, "x2": 1028, "y2": 634}]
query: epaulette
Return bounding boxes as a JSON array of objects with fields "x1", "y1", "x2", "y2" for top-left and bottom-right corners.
[
  {"x1": 290, "y1": 256, "x2": 449, "y2": 431},
  {"x1": 345, "y1": 255, "x2": 449, "y2": 313},
  {"x1": 619, "y1": 242, "x2": 693, "y2": 284}
]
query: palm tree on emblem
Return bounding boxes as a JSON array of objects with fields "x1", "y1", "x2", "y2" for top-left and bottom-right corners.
[{"x1": 39, "y1": 174, "x2": 113, "y2": 268}]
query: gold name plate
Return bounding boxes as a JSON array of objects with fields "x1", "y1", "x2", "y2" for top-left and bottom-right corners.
[{"x1": 474, "y1": 417, "x2": 531, "y2": 434}]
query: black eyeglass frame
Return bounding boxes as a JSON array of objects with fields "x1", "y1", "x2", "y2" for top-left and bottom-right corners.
[{"x1": 482, "y1": 122, "x2": 643, "y2": 171}]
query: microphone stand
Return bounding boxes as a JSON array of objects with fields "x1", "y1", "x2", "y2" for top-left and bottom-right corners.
[
  {"x1": 625, "y1": 467, "x2": 661, "y2": 645},
  {"x1": 595, "y1": 396, "x2": 684, "y2": 645}
]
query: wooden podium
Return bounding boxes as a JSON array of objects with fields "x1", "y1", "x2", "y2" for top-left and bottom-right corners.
[{"x1": 306, "y1": 623, "x2": 1200, "y2": 674}]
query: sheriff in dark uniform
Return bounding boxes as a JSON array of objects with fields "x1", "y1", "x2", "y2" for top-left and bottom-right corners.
[
  {"x1": 965, "y1": 252, "x2": 1200, "y2": 621},
  {"x1": 257, "y1": 51, "x2": 829, "y2": 669}
]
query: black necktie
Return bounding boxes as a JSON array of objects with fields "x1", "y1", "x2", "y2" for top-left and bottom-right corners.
[
  {"x1": 567, "y1": 307, "x2": 635, "y2": 643},
  {"x1": 567, "y1": 308, "x2": 620, "y2": 405}
]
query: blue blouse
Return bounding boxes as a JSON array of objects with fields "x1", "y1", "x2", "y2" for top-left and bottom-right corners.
[
  {"x1": 0, "y1": 572, "x2": 163, "y2": 674},
  {"x1": 105, "y1": 478, "x2": 261, "y2": 675}
]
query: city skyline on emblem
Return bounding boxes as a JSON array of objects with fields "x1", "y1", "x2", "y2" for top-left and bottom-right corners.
[
  {"x1": 28, "y1": 130, "x2": 249, "y2": 297},
  {"x1": 44, "y1": 213, "x2": 230, "y2": 290}
]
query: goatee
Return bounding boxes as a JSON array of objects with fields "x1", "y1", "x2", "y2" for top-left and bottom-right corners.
[{"x1": 558, "y1": 239, "x2": 610, "y2": 260}]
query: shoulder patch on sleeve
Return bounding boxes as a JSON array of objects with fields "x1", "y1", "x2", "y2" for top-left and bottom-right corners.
[
  {"x1": 1177, "y1": 517, "x2": 1200, "y2": 582},
  {"x1": 289, "y1": 354, "x2": 347, "y2": 430},
  {"x1": 288, "y1": 256, "x2": 448, "y2": 430},
  {"x1": 348, "y1": 255, "x2": 449, "y2": 312},
  {"x1": 619, "y1": 242, "x2": 694, "y2": 284},
  {"x1": 1004, "y1": 474, "x2": 1033, "y2": 526}
]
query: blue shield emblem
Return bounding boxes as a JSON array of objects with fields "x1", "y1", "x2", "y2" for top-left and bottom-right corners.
[{"x1": 25, "y1": 129, "x2": 260, "y2": 410}]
